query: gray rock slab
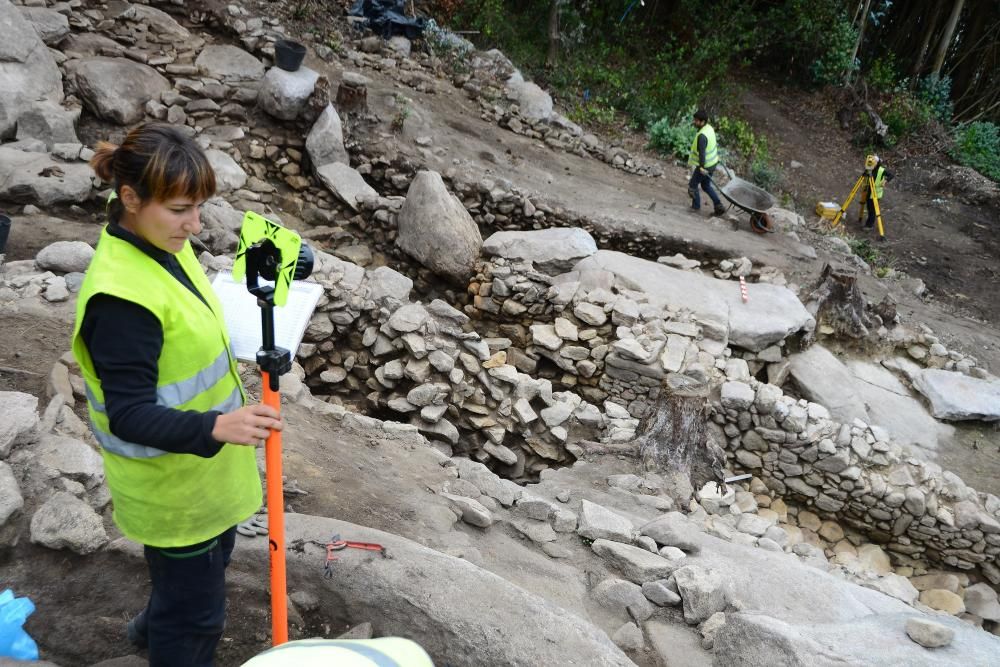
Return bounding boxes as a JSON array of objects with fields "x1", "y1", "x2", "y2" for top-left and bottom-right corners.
[
  {"x1": 205, "y1": 149, "x2": 247, "y2": 193},
  {"x1": 396, "y1": 171, "x2": 482, "y2": 284},
  {"x1": 646, "y1": 620, "x2": 714, "y2": 667},
  {"x1": 197, "y1": 197, "x2": 241, "y2": 254},
  {"x1": 19, "y1": 7, "x2": 69, "y2": 46},
  {"x1": 258, "y1": 66, "x2": 319, "y2": 121},
  {"x1": 0, "y1": 0, "x2": 64, "y2": 139},
  {"x1": 715, "y1": 611, "x2": 998, "y2": 666},
  {"x1": 235, "y1": 514, "x2": 633, "y2": 666},
  {"x1": 577, "y1": 499, "x2": 634, "y2": 543},
  {"x1": 0, "y1": 391, "x2": 39, "y2": 457},
  {"x1": 316, "y1": 162, "x2": 377, "y2": 211},
  {"x1": 846, "y1": 359, "x2": 954, "y2": 452},
  {"x1": 0, "y1": 461, "x2": 24, "y2": 546},
  {"x1": 788, "y1": 345, "x2": 870, "y2": 424},
  {"x1": 455, "y1": 458, "x2": 517, "y2": 507},
  {"x1": 0, "y1": 147, "x2": 93, "y2": 205},
  {"x1": 34, "y1": 434, "x2": 104, "y2": 488},
  {"x1": 640, "y1": 512, "x2": 702, "y2": 554},
  {"x1": 912, "y1": 369, "x2": 1000, "y2": 422},
  {"x1": 591, "y1": 539, "x2": 680, "y2": 584},
  {"x1": 15, "y1": 101, "x2": 80, "y2": 148},
  {"x1": 306, "y1": 104, "x2": 350, "y2": 169},
  {"x1": 482, "y1": 228, "x2": 597, "y2": 275},
  {"x1": 30, "y1": 491, "x2": 108, "y2": 555},
  {"x1": 673, "y1": 565, "x2": 727, "y2": 623},
  {"x1": 195, "y1": 44, "x2": 264, "y2": 83},
  {"x1": 67, "y1": 57, "x2": 170, "y2": 125},
  {"x1": 366, "y1": 266, "x2": 412, "y2": 304},
  {"x1": 117, "y1": 4, "x2": 190, "y2": 38},
  {"x1": 573, "y1": 251, "x2": 813, "y2": 350}
]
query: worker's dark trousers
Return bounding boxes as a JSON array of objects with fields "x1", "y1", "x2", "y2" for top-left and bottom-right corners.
[
  {"x1": 865, "y1": 196, "x2": 877, "y2": 227},
  {"x1": 142, "y1": 526, "x2": 237, "y2": 667},
  {"x1": 689, "y1": 166, "x2": 722, "y2": 209}
]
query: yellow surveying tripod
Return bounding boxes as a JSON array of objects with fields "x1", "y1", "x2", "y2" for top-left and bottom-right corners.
[{"x1": 831, "y1": 154, "x2": 886, "y2": 240}]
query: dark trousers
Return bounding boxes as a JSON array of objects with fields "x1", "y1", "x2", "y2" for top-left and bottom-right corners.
[
  {"x1": 141, "y1": 526, "x2": 237, "y2": 667},
  {"x1": 688, "y1": 166, "x2": 721, "y2": 209},
  {"x1": 865, "y1": 196, "x2": 877, "y2": 227}
]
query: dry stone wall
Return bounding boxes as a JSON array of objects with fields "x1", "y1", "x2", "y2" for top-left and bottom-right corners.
[{"x1": 714, "y1": 376, "x2": 1000, "y2": 580}]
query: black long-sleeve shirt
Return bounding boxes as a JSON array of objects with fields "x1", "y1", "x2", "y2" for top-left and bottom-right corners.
[{"x1": 80, "y1": 224, "x2": 225, "y2": 457}]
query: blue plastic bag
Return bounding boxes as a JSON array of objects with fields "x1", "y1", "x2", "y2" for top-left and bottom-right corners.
[{"x1": 0, "y1": 589, "x2": 39, "y2": 660}]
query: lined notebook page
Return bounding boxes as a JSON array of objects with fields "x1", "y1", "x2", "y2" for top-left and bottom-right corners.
[{"x1": 211, "y1": 273, "x2": 323, "y2": 362}]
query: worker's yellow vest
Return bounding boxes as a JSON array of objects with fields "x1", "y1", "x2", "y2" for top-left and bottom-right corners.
[
  {"x1": 71, "y1": 227, "x2": 261, "y2": 548},
  {"x1": 688, "y1": 124, "x2": 719, "y2": 168},
  {"x1": 872, "y1": 165, "x2": 886, "y2": 199},
  {"x1": 242, "y1": 638, "x2": 434, "y2": 667}
]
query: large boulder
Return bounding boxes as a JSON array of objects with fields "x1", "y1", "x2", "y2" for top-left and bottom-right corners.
[
  {"x1": 504, "y1": 72, "x2": 553, "y2": 122},
  {"x1": 35, "y1": 240, "x2": 94, "y2": 273},
  {"x1": 195, "y1": 44, "x2": 265, "y2": 83},
  {"x1": 14, "y1": 101, "x2": 80, "y2": 148},
  {"x1": 197, "y1": 197, "x2": 242, "y2": 254},
  {"x1": 0, "y1": 147, "x2": 93, "y2": 205},
  {"x1": 33, "y1": 435, "x2": 104, "y2": 489},
  {"x1": 0, "y1": 391, "x2": 38, "y2": 458},
  {"x1": 67, "y1": 57, "x2": 171, "y2": 125},
  {"x1": 258, "y1": 66, "x2": 319, "y2": 121},
  {"x1": 306, "y1": 104, "x2": 350, "y2": 170},
  {"x1": 482, "y1": 228, "x2": 598, "y2": 275},
  {"x1": 396, "y1": 171, "x2": 483, "y2": 284},
  {"x1": 912, "y1": 369, "x2": 1000, "y2": 421},
  {"x1": 235, "y1": 514, "x2": 634, "y2": 666},
  {"x1": 573, "y1": 250, "x2": 814, "y2": 350},
  {"x1": 0, "y1": 0, "x2": 64, "y2": 139},
  {"x1": 30, "y1": 492, "x2": 108, "y2": 555},
  {"x1": 115, "y1": 4, "x2": 189, "y2": 39},
  {"x1": 18, "y1": 7, "x2": 69, "y2": 46}
]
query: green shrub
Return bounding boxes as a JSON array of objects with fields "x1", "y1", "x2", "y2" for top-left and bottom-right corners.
[
  {"x1": 750, "y1": 158, "x2": 782, "y2": 192},
  {"x1": 568, "y1": 98, "x2": 617, "y2": 127},
  {"x1": 881, "y1": 92, "x2": 933, "y2": 144},
  {"x1": 867, "y1": 55, "x2": 900, "y2": 91},
  {"x1": 808, "y1": 13, "x2": 859, "y2": 85},
  {"x1": 951, "y1": 121, "x2": 1000, "y2": 182},
  {"x1": 917, "y1": 75, "x2": 953, "y2": 122},
  {"x1": 648, "y1": 111, "x2": 697, "y2": 159}
]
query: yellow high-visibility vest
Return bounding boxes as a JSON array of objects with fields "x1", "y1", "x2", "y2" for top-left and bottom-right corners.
[
  {"x1": 72, "y1": 226, "x2": 261, "y2": 547},
  {"x1": 688, "y1": 124, "x2": 719, "y2": 168}
]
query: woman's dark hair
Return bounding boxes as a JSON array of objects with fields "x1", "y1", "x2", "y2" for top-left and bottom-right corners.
[{"x1": 90, "y1": 123, "x2": 217, "y2": 224}]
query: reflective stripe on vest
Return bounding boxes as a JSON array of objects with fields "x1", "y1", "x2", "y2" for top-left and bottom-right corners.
[
  {"x1": 85, "y1": 382, "x2": 243, "y2": 458},
  {"x1": 71, "y1": 226, "x2": 261, "y2": 547},
  {"x1": 688, "y1": 124, "x2": 719, "y2": 168},
  {"x1": 241, "y1": 637, "x2": 435, "y2": 667},
  {"x1": 873, "y1": 165, "x2": 886, "y2": 199}
]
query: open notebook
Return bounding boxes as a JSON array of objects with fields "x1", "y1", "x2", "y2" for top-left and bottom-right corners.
[{"x1": 211, "y1": 272, "x2": 323, "y2": 362}]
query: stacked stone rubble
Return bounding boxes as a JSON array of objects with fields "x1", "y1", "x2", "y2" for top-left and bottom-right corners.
[{"x1": 715, "y1": 376, "x2": 1000, "y2": 580}]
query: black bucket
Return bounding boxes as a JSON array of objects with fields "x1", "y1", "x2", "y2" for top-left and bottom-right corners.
[
  {"x1": 274, "y1": 40, "x2": 306, "y2": 72},
  {"x1": 0, "y1": 215, "x2": 11, "y2": 255}
]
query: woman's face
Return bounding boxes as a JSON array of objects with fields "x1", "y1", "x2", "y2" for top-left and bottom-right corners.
[{"x1": 123, "y1": 193, "x2": 204, "y2": 254}]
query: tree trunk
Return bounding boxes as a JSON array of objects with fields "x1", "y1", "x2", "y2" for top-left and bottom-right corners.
[
  {"x1": 910, "y1": 2, "x2": 943, "y2": 80},
  {"x1": 846, "y1": 0, "x2": 872, "y2": 85},
  {"x1": 930, "y1": 0, "x2": 966, "y2": 79},
  {"x1": 636, "y1": 377, "x2": 724, "y2": 505},
  {"x1": 803, "y1": 263, "x2": 873, "y2": 341},
  {"x1": 546, "y1": 0, "x2": 560, "y2": 68}
]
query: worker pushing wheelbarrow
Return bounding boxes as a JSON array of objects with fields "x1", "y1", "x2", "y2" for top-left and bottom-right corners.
[{"x1": 712, "y1": 164, "x2": 776, "y2": 234}]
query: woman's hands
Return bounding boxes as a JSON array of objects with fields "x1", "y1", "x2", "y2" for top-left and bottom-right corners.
[{"x1": 211, "y1": 404, "x2": 283, "y2": 446}]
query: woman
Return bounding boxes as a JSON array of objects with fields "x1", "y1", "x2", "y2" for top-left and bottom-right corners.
[{"x1": 71, "y1": 123, "x2": 282, "y2": 666}]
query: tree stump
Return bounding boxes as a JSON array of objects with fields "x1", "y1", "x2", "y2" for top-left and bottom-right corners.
[
  {"x1": 336, "y1": 74, "x2": 369, "y2": 114},
  {"x1": 636, "y1": 376, "x2": 724, "y2": 506},
  {"x1": 804, "y1": 263, "x2": 873, "y2": 341}
]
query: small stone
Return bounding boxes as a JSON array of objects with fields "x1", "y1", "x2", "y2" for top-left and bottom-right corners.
[
  {"x1": 905, "y1": 617, "x2": 954, "y2": 648},
  {"x1": 919, "y1": 589, "x2": 965, "y2": 615}
]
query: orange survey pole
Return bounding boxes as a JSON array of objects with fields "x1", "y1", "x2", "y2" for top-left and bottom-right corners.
[{"x1": 261, "y1": 372, "x2": 287, "y2": 646}]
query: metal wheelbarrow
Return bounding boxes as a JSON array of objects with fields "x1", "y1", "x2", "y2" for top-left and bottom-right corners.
[{"x1": 713, "y1": 165, "x2": 776, "y2": 234}]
